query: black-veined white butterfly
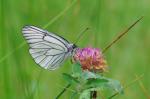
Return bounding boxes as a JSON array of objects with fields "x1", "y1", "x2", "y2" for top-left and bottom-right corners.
[{"x1": 22, "y1": 26, "x2": 77, "y2": 70}]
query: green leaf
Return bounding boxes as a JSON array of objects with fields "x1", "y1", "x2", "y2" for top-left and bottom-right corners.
[
  {"x1": 79, "y1": 90, "x2": 91, "y2": 99},
  {"x1": 86, "y1": 78, "x2": 108, "y2": 87},
  {"x1": 72, "y1": 62, "x2": 82, "y2": 78},
  {"x1": 82, "y1": 78, "x2": 108, "y2": 92},
  {"x1": 81, "y1": 71, "x2": 102, "y2": 80},
  {"x1": 106, "y1": 79, "x2": 123, "y2": 94},
  {"x1": 81, "y1": 75, "x2": 123, "y2": 94},
  {"x1": 62, "y1": 73, "x2": 80, "y2": 84},
  {"x1": 70, "y1": 91, "x2": 78, "y2": 99}
]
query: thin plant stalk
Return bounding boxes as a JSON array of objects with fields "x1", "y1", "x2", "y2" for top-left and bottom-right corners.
[
  {"x1": 102, "y1": 16, "x2": 143, "y2": 53},
  {"x1": 55, "y1": 84, "x2": 71, "y2": 99},
  {"x1": 135, "y1": 74, "x2": 150, "y2": 99}
]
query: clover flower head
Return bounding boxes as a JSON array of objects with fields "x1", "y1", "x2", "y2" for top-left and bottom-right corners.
[{"x1": 73, "y1": 47, "x2": 107, "y2": 72}]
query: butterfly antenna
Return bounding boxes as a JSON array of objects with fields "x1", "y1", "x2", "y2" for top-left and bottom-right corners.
[
  {"x1": 74, "y1": 27, "x2": 90, "y2": 45},
  {"x1": 102, "y1": 16, "x2": 143, "y2": 53}
]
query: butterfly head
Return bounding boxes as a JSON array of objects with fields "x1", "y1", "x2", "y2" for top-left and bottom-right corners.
[
  {"x1": 68, "y1": 44, "x2": 78, "y2": 54},
  {"x1": 72, "y1": 44, "x2": 78, "y2": 54},
  {"x1": 72, "y1": 44, "x2": 77, "y2": 49}
]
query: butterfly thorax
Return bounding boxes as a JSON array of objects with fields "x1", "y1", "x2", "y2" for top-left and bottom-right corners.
[{"x1": 68, "y1": 44, "x2": 77, "y2": 51}]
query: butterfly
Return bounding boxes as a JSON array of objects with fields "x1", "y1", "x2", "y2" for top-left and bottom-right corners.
[{"x1": 22, "y1": 26, "x2": 77, "y2": 70}]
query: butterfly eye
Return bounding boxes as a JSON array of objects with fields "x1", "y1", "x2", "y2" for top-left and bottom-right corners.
[{"x1": 73, "y1": 44, "x2": 77, "y2": 49}]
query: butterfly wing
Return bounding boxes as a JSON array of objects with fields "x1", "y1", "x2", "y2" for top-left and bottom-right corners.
[{"x1": 22, "y1": 26, "x2": 71, "y2": 70}]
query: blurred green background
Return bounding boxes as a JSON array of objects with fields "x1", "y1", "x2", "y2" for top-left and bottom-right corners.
[{"x1": 0, "y1": 0, "x2": 150, "y2": 99}]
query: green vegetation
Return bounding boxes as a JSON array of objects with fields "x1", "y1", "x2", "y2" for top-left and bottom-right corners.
[{"x1": 0, "y1": 0, "x2": 150, "y2": 99}]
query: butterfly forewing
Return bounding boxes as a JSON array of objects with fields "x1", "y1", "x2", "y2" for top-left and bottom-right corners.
[{"x1": 22, "y1": 26, "x2": 72, "y2": 70}]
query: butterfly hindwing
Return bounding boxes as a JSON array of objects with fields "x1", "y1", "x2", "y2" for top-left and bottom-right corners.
[{"x1": 22, "y1": 26, "x2": 71, "y2": 70}]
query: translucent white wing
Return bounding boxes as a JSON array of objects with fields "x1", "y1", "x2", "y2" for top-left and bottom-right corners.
[{"x1": 22, "y1": 26, "x2": 71, "y2": 70}]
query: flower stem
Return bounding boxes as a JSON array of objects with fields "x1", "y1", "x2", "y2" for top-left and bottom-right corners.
[
  {"x1": 55, "y1": 84, "x2": 71, "y2": 99},
  {"x1": 90, "y1": 91, "x2": 97, "y2": 99}
]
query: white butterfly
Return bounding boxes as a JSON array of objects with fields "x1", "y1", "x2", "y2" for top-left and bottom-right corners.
[{"x1": 22, "y1": 26, "x2": 77, "y2": 70}]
